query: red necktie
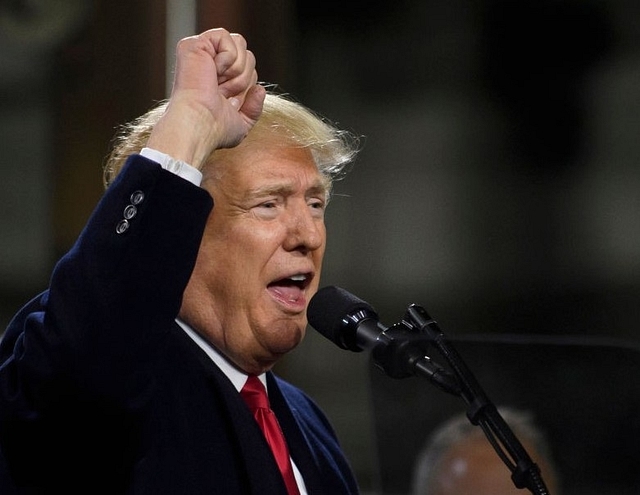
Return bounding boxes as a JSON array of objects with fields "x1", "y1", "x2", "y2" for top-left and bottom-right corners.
[{"x1": 240, "y1": 375, "x2": 301, "y2": 495}]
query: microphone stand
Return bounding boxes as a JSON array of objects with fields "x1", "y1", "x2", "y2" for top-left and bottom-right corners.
[{"x1": 402, "y1": 303, "x2": 551, "y2": 495}]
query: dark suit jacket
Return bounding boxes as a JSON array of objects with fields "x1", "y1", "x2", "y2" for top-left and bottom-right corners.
[{"x1": 0, "y1": 155, "x2": 359, "y2": 494}]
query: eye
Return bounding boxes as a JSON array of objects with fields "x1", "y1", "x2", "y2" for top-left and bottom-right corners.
[
  {"x1": 308, "y1": 198, "x2": 326, "y2": 218},
  {"x1": 252, "y1": 199, "x2": 281, "y2": 219},
  {"x1": 254, "y1": 196, "x2": 282, "y2": 210},
  {"x1": 309, "y1": 198, "x2": 326, "y2": 210}
]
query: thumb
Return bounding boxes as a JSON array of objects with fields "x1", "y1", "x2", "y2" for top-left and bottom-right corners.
[{"x1": 239, "y1": 85, "x2": 267, "y2": 125}]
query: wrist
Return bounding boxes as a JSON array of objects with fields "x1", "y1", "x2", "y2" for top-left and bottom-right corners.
[{"x1": 146, "y1": 100, "x2": 220, "y2": 170}]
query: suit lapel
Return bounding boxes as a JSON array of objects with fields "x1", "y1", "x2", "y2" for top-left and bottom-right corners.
[
  {"x1": 267, "y1": 374, "x2": 327, "y2": 494},
  {"x1": 177, "y1": 327, "x2": 288, "y2": 494}
]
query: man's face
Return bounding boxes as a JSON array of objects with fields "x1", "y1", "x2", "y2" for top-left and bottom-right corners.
[
  {"x1": 180, "y1": 140, "x2": 328, "y2": 374},
  {"x1": 430, "y1": 436, "x2": 557, "y2": 495}
]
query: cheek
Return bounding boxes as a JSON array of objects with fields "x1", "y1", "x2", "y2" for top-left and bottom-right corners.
[
  {"x1": 314, "y1": 237, "x2": 327, "y2": 263},
  {"x1": 205, "y1": 224, "x2": 281, "y2": 281}
]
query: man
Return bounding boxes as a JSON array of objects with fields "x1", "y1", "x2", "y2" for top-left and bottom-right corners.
[
  {"x1": 411, "y1": 408, "x2": 561, "y2": 495},
  {"x1": 0, "y1": 28, "x2": 360, "y2": 494}
]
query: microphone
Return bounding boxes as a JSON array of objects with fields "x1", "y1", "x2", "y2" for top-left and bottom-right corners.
[{"x1": 308, "y1": 286, "x2": 460, "y2": 395}]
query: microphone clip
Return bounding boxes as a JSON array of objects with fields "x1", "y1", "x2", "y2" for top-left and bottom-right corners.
[
  {"x1": 372, "y1": 318, "x2": 461, "y2": 396},
  {"x1": 371, "y1": 320, "x2": 429, "y2": 379}
]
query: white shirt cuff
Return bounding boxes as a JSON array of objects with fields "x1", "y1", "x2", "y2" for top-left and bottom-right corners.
[{"x1": 140, "y1": 147, "x2": 203, "y2": 186}]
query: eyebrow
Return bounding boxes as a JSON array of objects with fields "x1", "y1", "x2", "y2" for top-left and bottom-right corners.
[{"x1": 245, "y1": 181, "x2": 328, "y2": 199}]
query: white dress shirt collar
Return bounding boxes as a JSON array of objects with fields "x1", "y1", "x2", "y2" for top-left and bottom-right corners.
[{"x1": 175, "y1": 318, "x2": 266, "y2": 392}]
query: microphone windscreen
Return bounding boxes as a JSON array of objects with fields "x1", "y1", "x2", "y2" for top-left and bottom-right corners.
[{"x1": 307, "y1": 286, "x2": 376, "y2": 350}]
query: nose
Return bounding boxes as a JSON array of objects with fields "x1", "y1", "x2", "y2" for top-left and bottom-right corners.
[{"x1": 283, "y1": 205, "x2": 324, "y2": 253}]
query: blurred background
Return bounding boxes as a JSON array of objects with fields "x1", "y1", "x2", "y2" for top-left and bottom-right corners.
[{"x1": 1, "y1": 1, "x2": 640, "y2": 493}]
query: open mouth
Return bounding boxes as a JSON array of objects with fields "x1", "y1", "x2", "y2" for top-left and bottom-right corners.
[{"x1": 267, "y1": 273, "x2": 312, "y2": 305}]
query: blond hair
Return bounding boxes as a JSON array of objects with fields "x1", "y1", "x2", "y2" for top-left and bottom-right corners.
[{"x1": 103, "y1": 91, "x2": 360, "y2": 196}]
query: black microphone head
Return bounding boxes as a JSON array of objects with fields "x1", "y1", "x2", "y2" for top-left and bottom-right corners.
[{"x1": 307, "y1": 285, "x2": 378, "y2": 351}]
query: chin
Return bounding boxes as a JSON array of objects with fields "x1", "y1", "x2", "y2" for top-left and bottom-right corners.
[{"x1": 271, "y1": 324, "x2": 305, "y2": 355}]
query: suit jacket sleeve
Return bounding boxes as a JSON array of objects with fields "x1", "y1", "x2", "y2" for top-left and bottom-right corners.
[{"x1": 0, "y1": 154, "x2": 212, "y2": 446}]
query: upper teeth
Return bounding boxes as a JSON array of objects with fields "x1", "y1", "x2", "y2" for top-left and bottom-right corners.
[{"x1": 290, "y1": 274, "x2": 306, "y2": 281}]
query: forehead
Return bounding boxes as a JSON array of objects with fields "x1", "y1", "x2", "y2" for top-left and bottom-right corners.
[{"x1": 204, "y1": 141, "x2": 329, "y2": 193}]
